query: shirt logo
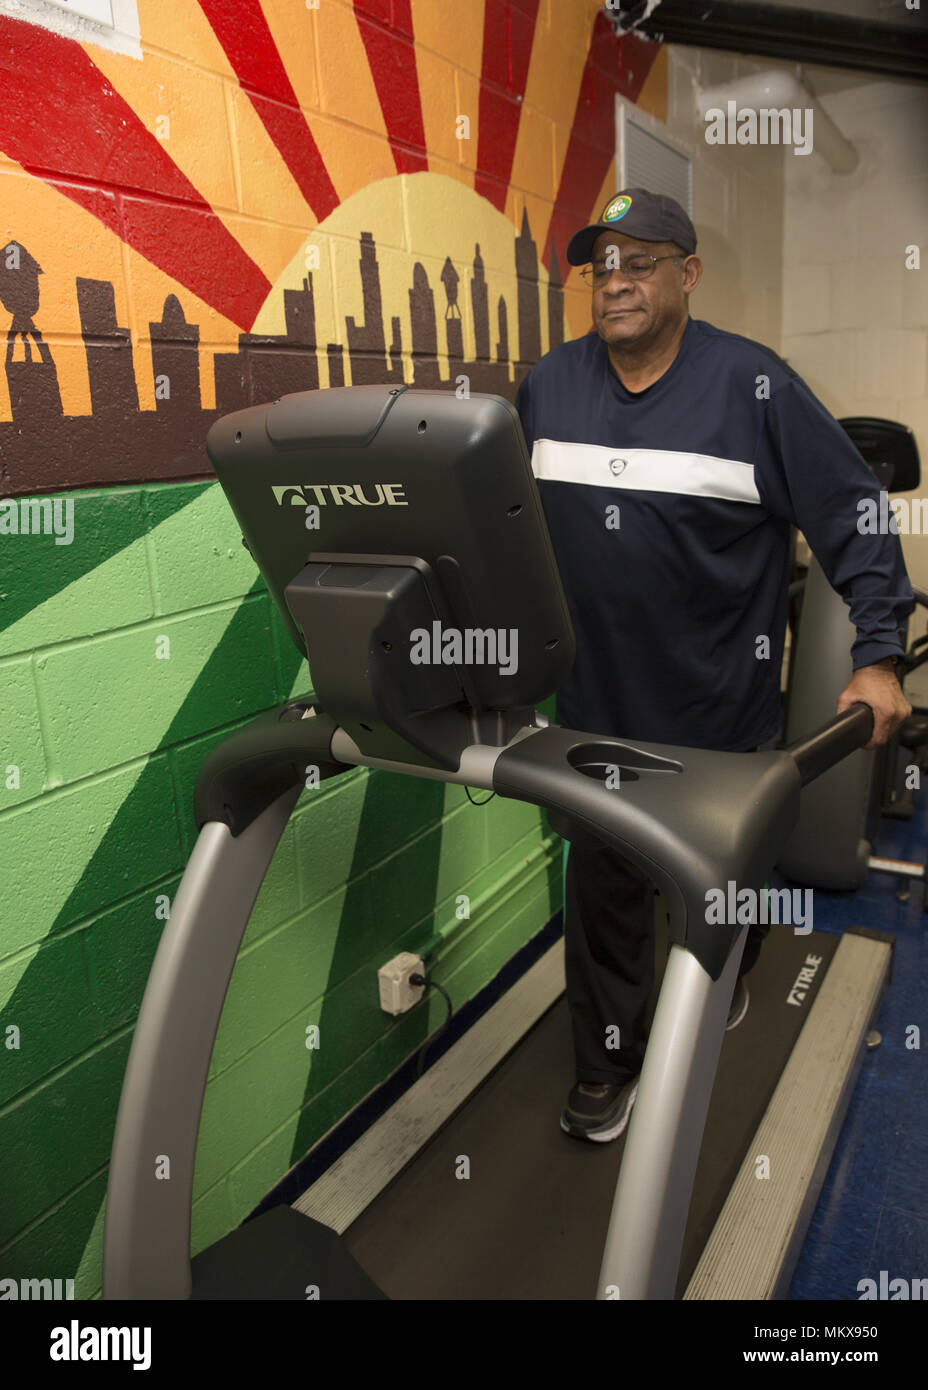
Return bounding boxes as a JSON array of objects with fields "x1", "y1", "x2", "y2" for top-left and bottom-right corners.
[
  {"x1": 609, "y1": 457, "x2": 628, "y2": 475},
  {"x1": 601, "y1": 194, "x2": 632, "y2": 223}
]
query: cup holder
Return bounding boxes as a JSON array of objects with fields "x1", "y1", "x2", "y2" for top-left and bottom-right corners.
[
  {"x1": 567, "y1": 740, "x2": 683, "y2": 782},
  {"x1": 573, "y1": 760, "x2": 639, "y2": 783}
]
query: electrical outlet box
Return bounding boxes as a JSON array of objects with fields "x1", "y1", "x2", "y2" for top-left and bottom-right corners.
[{"x1": 378, "y1": 952, "x2": 425, "y2": 1015}]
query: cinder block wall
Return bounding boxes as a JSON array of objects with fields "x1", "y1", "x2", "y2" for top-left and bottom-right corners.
[
  {"x1": 780, "y1": 74, "x2": 928, "y2": 700},
  {"x1": 0, "y1": 0, "x2": 666, "y2": 1296}
]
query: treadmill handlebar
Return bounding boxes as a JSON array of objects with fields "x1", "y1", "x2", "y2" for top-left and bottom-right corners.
[{"x1": 786, "y1": 702, "x2": 874, "y2": 787}]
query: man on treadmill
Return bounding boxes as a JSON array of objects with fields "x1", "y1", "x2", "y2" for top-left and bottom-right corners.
[{"x1": 515, "y1": 187, "x2": 913, "y2": 1143}]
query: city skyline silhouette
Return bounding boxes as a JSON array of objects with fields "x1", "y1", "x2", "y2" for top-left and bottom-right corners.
[{"x1": 0, "y1": 209, "x2": 564, "y2": 497}]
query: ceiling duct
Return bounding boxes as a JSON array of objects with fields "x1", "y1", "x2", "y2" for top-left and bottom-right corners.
[{"x1": 608, "y1": 1, "x2": 928, "y2": 83}]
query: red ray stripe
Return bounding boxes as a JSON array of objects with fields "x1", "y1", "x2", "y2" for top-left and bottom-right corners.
[
  {"x1": 543, "y1": 14, "x2": 660, "y2": 271},
  {"x1": 353, "y1": 0, "x2": 428, "y2": 174},
  {"x1": 0, "y1": 16, "x2": 269, "y2": 330},
  {"x1": 475, "y1": 0, "x2": 541, "y2": 211},
  {"x1": 198, "y1": 0, "x2": 338, "y2": 220}
]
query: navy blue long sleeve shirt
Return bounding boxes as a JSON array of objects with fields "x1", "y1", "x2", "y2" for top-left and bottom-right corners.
[{"x1": 515, "y1": 318, "x2": 913, "y2": 751}]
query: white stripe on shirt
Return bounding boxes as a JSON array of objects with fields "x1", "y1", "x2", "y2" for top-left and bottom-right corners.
[{"x1": 531, "y1": 439, "x2": 761, "y2": 505}]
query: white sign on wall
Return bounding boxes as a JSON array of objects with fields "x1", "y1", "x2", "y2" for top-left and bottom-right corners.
[
  {"x1": 1, "y1": 0, "x2": 142, "y2": 59},
  {"x1": 48, "y1": 0, "x2": 114, "y2": 24}
]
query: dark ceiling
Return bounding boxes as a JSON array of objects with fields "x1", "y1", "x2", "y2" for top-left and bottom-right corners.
[{"x1": 608, "y1": 1, "x2": 928, "y2": 81}]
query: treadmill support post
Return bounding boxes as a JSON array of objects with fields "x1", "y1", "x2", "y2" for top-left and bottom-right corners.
[
  {"x1": 597, "y1": 930, "x2": 748, "y2": 1300},
  {"x1": 103, "y1": 786, "x2": 302, "y2": 1299}
]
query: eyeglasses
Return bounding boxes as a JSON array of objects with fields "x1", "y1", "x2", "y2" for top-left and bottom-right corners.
[{"x1": 579, "y1": 254, "x2": 685, "y2": 286}]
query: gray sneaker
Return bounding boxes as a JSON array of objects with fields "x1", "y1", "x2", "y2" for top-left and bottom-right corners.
[{"x1": 560, "y1": 1077, "x2": 639, "y2": 1142}]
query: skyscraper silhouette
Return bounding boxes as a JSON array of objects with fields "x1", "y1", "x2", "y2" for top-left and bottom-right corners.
[
  {"x1": 496, "y1": 295, "x2": 509, "y2": 365},
  {"x1": 515, "y1": 207, "x2": 541, "y2": 367},
  {"x1": 150, "y1": 294, "x2": 201, "y2": 414},
  {"x1": 409, "y1": 262, "x2": 440, "y2": 387},
  {"x1": 77, "y1": 277, "x2": 139, "y2": 418},
  {"x1": 471, "y1": 244, "x2": 489, "y2": 362},
  {"x1": 548, "y1": 244, "x2": 564, "y2": 351},
  {"x1": 346, "y1": 232, "x2": 403, "y2": 386},
  {"x1": 441, "y1": 257, "x2": 463, "y2": 362}
]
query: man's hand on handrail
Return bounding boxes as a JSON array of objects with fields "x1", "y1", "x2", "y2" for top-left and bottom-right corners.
[{"x1": 837, "y1": 658, "x2": 912, "y2": 750}]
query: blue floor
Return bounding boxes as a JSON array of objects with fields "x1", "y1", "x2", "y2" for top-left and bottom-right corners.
[{"x1": 787, "y1": 768, "x2": 928, "y2": 1300}]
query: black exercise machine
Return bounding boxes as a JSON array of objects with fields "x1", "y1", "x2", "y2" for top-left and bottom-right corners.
[
  {"x1": 779, "y1": 416, "x2": 927, "y2": 909},
  {"x1": 103, "y1": 385, "x2": 886, "y2": 1300}
]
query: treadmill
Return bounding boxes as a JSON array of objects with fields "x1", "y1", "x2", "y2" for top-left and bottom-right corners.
[
  {"x1": 779, "y1": 416, "x2": 926, "y2": 907},
  {"x1": 102, "y1": 384, "x2": 890, "y2": 1301}
]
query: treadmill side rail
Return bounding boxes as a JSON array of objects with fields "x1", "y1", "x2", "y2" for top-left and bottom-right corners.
[
  {"x1": 103, "y1": 787, "x2": 302, "y2": 1299},
  {"x1": 684, "y1": 928, "x2": 893, "y2": 1300},
  {"x1": 597, "y1": 933, "x2": 747, "y2": 1300}
]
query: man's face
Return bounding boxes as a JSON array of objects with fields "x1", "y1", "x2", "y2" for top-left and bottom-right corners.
[{"x1": 590, "y1": 231, "x2": 697, "y2": 348}]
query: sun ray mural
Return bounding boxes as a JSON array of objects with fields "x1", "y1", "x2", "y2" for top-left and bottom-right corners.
[{"x1": 0, "y1": 0, "x2": 663, "y2": 497}]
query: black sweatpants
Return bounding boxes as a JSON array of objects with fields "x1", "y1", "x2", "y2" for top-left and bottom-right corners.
[{"x1": 563, "y1": 843, "x2": 770, "y2": 1085}]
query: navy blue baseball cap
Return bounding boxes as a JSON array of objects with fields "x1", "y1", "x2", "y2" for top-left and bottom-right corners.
[{"x1": 566, "y1": 188, "x2": 697, "y2": 265}]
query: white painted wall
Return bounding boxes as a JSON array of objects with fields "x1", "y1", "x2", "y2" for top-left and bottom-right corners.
[
  {"x1": 780, "y1": 71, "x2": 928, "y2": 694},
  {"x1": 639, "y1": 49, "x2": 927, "y2": 692},
  {"x1": 662, "y1": 46, "x2": 785, "y2": 348}
]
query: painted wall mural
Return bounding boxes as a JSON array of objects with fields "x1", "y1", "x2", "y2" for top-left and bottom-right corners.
[
  {"x1": 2, "y1": 187, "x2": 556, "y2": 491},
  {"x1": 0, "y1": 0, "x2": 664, "y2": 494}
]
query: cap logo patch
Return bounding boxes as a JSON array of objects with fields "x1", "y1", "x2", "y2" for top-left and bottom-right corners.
[{"x1": 602, "y1": 194, "x2": 631, "y2": 222}]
